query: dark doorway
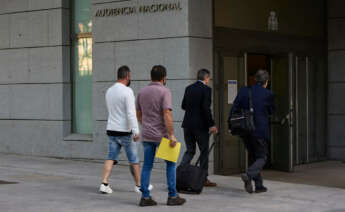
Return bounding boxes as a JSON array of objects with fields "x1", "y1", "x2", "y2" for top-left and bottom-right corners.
[{"x1": 247, "y1": 54, "x2": 270, "y2": 87}]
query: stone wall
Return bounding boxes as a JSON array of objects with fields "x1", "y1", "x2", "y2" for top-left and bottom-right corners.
[
  {"x1": 0, "y1": 0, "x2": 72, "y2": 157},
  {"x1": 91, "y1": 0, "x2": 213, "y2": 163},
  {"x1": 0, "y1": 0, "x2": 214, "y2": 166}
]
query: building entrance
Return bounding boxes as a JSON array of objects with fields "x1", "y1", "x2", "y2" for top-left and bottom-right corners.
[{"x1": 213, "y1": 30, "x2": 327, "y2": 175}]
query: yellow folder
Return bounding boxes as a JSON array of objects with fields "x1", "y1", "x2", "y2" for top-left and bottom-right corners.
[{"x1": 155, "y1": 137, "x2": 181, "y2": 163}]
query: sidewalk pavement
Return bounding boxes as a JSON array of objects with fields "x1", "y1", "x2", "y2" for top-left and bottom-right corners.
[{"x1": 0, "y1": 153, "x2": 344, "y2": 212}]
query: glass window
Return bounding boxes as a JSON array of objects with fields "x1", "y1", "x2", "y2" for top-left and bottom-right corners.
[
  {"x1": 73, "y1": 0, "x2": 92, "y2": 34},
  {"x1": 72, "y1": 0, "x2": 92, "y2": 134}
]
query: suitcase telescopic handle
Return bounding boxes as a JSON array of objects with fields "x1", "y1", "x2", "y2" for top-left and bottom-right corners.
[{"x1": 195, "y1": 135, "x2": 218, "y2": 167}]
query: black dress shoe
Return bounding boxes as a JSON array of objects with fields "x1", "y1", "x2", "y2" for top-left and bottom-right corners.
[
  {"x1": 255, "y1": 186, "x2": 268, "y2": 193},
  {"x1": 139, "y1": 196, "x2": 157, "y2": 207},
  {"x1": 241, "y1": 173, "x2": 253, "y2": 194}
]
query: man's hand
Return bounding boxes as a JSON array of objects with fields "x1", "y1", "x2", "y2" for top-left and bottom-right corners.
[
  {"x1": 169, "y1": 135, "x2": 178, "y2": 147},
  {"x1": 133, "y1": 134, "x2": 140, "y2": 142},
  {"x1": 209, "y1": 126, "x2": 218, "y2": 135}
]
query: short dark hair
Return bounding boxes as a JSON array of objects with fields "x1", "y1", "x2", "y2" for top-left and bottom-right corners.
[
  {"x1": 117, "y1": 66, "x2": 130, "y2": 80},
  {"x1": 255, "y1": 70, "x2": 269, "y2": 83},
  {"x1": 151, "y1": 65, "x2": 167, "y2": 81},
  {"x1": 197, "y1": 69, "x2": 210, "y2": 81}
]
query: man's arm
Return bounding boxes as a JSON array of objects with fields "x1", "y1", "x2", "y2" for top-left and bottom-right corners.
[
  {"x1": 181, "y1": 88, "x2": 187, "y2": 111},
  {"x1": 125, "y1": 91, "x2": 140, "y2": 141},
  {"x1": 229, "y1": 89, "x2": 242, "y2": 117},
  {"x1": 162, "y1": 90, "x2": 177, "y2": 147},
  {"x1": 228, "y1": 90, "x2": 242, "y2": 132},
  {"x1": 135, "y1": 93, "x2": 142, "y2": 125},
  {"x1": 163, "y1": 109, "x2": 177, "y2": 147},
  {"x1": 202, "y1": 87, "x2": 217, "y2": 133}
]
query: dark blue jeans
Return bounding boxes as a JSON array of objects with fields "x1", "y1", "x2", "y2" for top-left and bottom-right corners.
[
  {"x1": 140, "y1": 142, "x2": 177, "y2": 198},
  {"x1": 244, "y1": 135, "x2": 268, "y2": 188}
]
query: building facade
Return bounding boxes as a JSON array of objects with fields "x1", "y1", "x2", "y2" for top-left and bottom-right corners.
[{"x1": 0, "y1": 0, "x2": 344, "y2": 174}]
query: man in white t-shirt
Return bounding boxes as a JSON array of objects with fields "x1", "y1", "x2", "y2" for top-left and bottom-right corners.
[{"x1": 99, "y1": 66, "x2": 152, "y2": 194}]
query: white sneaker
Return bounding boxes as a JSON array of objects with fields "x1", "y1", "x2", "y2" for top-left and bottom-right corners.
[
  {"x1": 99, "y1": 184, "x2": 113, "y2": 194},
  {"x1": 134, "y1": 184, "x2": 154, "y2": 194}
]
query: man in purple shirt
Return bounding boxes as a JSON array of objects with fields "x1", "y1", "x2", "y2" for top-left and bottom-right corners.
[{"x1": 136, "y1": 65, "x2": 186, "y2": 207}]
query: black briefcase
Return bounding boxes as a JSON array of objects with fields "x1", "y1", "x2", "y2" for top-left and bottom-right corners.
[
  {"x1": 228, "y1": 87, "x2": 255, "y2": 137},
  {"x1": 176, "y1": 141, "x2": 216, "y2": 194}
]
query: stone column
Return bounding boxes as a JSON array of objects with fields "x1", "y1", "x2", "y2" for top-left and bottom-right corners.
[
  {"x1": 91, "y1": 0, "x2": 213, "y2": 163},
  {"x1": 328, "y1": 0, "x2": 345, "y2": 161}
]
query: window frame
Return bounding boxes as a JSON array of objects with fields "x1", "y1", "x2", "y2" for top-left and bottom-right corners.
[{"x1": 70, "y1": 0, "x2": 93, "y2": 135}]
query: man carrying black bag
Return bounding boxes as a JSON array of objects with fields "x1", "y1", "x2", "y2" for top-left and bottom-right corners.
[
  {"x1": 178, "y1": 69, "x2": 218, "y2": 192},
  {"x1": 229, "y1": 70, "x2": 275, "y2": 194}
]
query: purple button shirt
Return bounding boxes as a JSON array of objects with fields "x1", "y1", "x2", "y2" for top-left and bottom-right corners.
[{"x1": 136, "y1": 82, "x2": 172, "y2": 142}]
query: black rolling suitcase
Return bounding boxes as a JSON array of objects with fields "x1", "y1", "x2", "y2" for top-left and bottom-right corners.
[{"x1": 176, "y1": 141, "x2": 216, "y2": 194}]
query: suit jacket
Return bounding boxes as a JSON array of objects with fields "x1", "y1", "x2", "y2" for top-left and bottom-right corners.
[
  {"x1": 230, "y1": 83, "x2": 275, "y2": 141},
  {"x1": 181, "y1": 81, "x2": 215, "y2": 131}
]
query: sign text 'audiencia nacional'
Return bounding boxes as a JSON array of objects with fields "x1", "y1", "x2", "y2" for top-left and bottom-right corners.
[{"x1": 95, "y1": 2, "x2": 182, "y2": 17}]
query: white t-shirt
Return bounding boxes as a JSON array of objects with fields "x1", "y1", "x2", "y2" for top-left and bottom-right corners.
[{"x1": 105, "y1": 82, "x2": 139, "y2": 135}]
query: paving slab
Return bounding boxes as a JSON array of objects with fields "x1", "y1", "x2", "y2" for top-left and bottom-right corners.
[{"x1": 0, "y1": 153, "x2": 344, "y2": 212}]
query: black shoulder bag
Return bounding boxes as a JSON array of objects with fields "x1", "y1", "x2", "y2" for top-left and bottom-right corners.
[{"x1": 228, "y1": 87, "x2": 255, "y2": 137}]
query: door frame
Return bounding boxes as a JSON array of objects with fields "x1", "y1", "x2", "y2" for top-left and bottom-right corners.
[
  {"x1": 214, "y1": 50, "x2": 295, "y2": 174},
  {"x1": 294, "y1": 55, "x2": 310, "y2": 165},
  {"x1": 288, "y1": 53, "x2": 295, "y2": 171}
]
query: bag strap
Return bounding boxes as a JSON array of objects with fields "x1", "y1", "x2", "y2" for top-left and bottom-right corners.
[{"x1": 248, "y1": 87, "x2": 254, "y2": 113}]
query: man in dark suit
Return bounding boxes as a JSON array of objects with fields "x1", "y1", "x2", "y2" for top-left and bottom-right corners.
[
  {"x1": 181, "y1": 69, "x2": 218, "y2": 187},
  {"x1": 230, "y1": 70, "x2": 275, "y2": 193}
]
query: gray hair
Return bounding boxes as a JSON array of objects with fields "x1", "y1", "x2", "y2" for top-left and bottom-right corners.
[
  {"x1": 197, "y1": 69, "x2": 210, "y2": 81},
  {"x1": 255, "y1": 70, "x2": 269, "y2": 84}
]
